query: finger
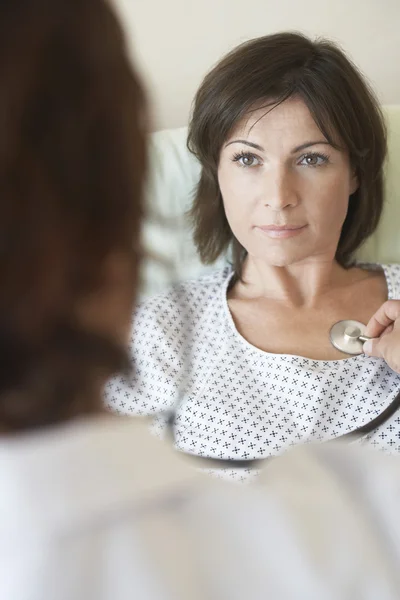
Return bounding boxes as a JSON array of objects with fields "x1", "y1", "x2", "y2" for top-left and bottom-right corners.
[
  {"x1": 364, "y1": 300, "x2": 400, "y2": 338},
  {"x1": 363, "y1": 337, "x2": 384, "y2": 358},
  {"x1": 381, "y1": 323, "x2": 394, "y2": 337}
]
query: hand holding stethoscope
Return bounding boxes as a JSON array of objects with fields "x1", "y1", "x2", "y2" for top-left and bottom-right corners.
[
  {"x1": 167, "y1": 301, "x2": 400, "y2": 469},
  {"x1": 330, "y1": 300, "x2": 400, "y2": 375},
  {"x1": 362, "y1": 300, "x2": 400, "y2": 374}
]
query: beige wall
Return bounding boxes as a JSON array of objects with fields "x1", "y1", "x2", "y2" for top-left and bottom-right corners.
[{"x1": 113, "y1": 0, "x2": 400, "y2": 130}]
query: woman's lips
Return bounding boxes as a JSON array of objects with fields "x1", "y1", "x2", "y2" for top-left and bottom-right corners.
[{"x1": 256, "y1": 224, "x2": 307, "y2": 239}]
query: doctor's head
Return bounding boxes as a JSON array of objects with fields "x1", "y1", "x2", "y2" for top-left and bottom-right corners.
[
  {"x1": 0, "y1": 0, "x2": 146, "y2": 431},
  {"x1": 188, "y1": 32, "x2": 387, "y2": 274}
]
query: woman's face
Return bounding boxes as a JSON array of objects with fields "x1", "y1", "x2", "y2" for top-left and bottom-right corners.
[{"x1": 218, "y1": 97, "x2": 358, "y2": 267}]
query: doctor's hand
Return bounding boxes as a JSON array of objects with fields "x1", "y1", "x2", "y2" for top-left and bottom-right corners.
[{"x1": 363, "y1": 300, "x2": 400, "y2": 374}]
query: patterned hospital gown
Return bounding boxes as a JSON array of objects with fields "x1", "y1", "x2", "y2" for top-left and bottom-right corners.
[{"x1": 105, "y1": 263, "x2": 400, "y2": 481}]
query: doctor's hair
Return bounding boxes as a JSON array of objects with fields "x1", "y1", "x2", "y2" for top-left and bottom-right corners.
[
  {"x1": 0, "y1": 0, "x2": 146, "y2": 432},
  {"x1": 188, "y1": 32, "x2": 387, "y2": 276}
]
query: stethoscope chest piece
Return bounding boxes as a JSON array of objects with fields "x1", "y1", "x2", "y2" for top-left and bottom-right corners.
[{"x1": 329, "y1": 319, "x2": 370, "y2": 355}]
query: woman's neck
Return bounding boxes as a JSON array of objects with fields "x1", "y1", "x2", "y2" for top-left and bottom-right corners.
[{"x1": 237, "y1": 256, "x2": 355, "y2": 309}]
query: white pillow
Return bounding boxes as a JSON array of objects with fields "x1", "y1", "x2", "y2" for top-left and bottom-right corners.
[{"x1": 139, "y1": 127, "x2": 225, "y2": 298}]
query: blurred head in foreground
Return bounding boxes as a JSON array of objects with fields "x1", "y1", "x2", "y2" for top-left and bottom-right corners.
[{"x1": 0, "y1": 0, "x2": 146, "y2": 432}]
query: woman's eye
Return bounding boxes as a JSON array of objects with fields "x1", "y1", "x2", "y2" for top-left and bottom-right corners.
[
  {"x1": 232, "y1": 153, "x2": 261, "y2": 167},
  {"x1": 299, "y1": 153, "x2": 329, "y2": 167}
]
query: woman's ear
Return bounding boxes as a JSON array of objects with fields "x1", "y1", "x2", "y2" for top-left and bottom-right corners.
[{"x1": 349, "y1": 170, "x2": 359, "y2": 195}]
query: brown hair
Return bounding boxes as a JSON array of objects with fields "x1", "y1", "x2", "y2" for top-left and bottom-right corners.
[
  {"x1": 0, "y1": 0, "x2": 146, "y2": 431},
  {"x1": 188, "y1": 32, "x2": 387, "y2": 274}
]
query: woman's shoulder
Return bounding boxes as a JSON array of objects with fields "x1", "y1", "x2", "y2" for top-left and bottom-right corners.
[
  {"x1": 133, "y1": 266, "x2": 233, "y2": 329},
  {"x1": 359, "y1": 262, "x2": 400, "y2": 300},
  {"x1": 381, "y1": 263, "x2": 400, "y2": 299},
  {"x1": 105, "y1": 267, "x2": 234, "y2": 417}
]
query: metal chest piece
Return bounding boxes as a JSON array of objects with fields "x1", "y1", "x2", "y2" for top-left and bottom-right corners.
[{"x1": 329, "y1": 320, "x2": 370, "y2": 355}]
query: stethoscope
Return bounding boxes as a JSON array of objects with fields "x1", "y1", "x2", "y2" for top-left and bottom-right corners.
[
  {"x1": 166, "y1": 319, "x2": 400, "y2": 470},
  {"x1": 329, "y1": 319, "x2": 371, "y2": 355}
]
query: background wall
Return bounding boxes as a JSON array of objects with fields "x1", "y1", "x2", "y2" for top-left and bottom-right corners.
[{"x1": 113, "y1": 0, "x2": 400, "y2": 131}]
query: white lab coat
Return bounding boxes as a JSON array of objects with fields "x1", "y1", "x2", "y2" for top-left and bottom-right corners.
[{"x1": 1, "y1": 414, "x2": 400, "y2": 600}]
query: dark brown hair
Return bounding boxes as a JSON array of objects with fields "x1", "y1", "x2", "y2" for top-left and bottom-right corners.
[
  {"x1": 0, "y1": 0, "x2": 146, "y2": 431},
  {"x1": 188, "y1": 32, "x2": 387, "y2": 274}
]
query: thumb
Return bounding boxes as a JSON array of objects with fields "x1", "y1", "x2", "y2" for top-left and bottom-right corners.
[{"x1": 363, "y1": 338, "x2": 384, "y2": 358}]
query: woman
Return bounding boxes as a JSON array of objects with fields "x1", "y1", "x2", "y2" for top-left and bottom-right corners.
[{"x1": 106, "y1": 32, "x2": 400, "y2": 480}]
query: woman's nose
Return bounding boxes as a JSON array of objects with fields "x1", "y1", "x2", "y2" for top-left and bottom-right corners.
[{"x1": 263, "y1": 168, "x2": 298, "y2": 210}]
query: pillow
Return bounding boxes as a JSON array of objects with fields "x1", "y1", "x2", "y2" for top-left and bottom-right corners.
[
  {"x1": 139, "y1": 128, "x2": 225, "y2": 298},
  {"x1": 139, "y1": 106, "x2": 400, "y2": 299}
]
